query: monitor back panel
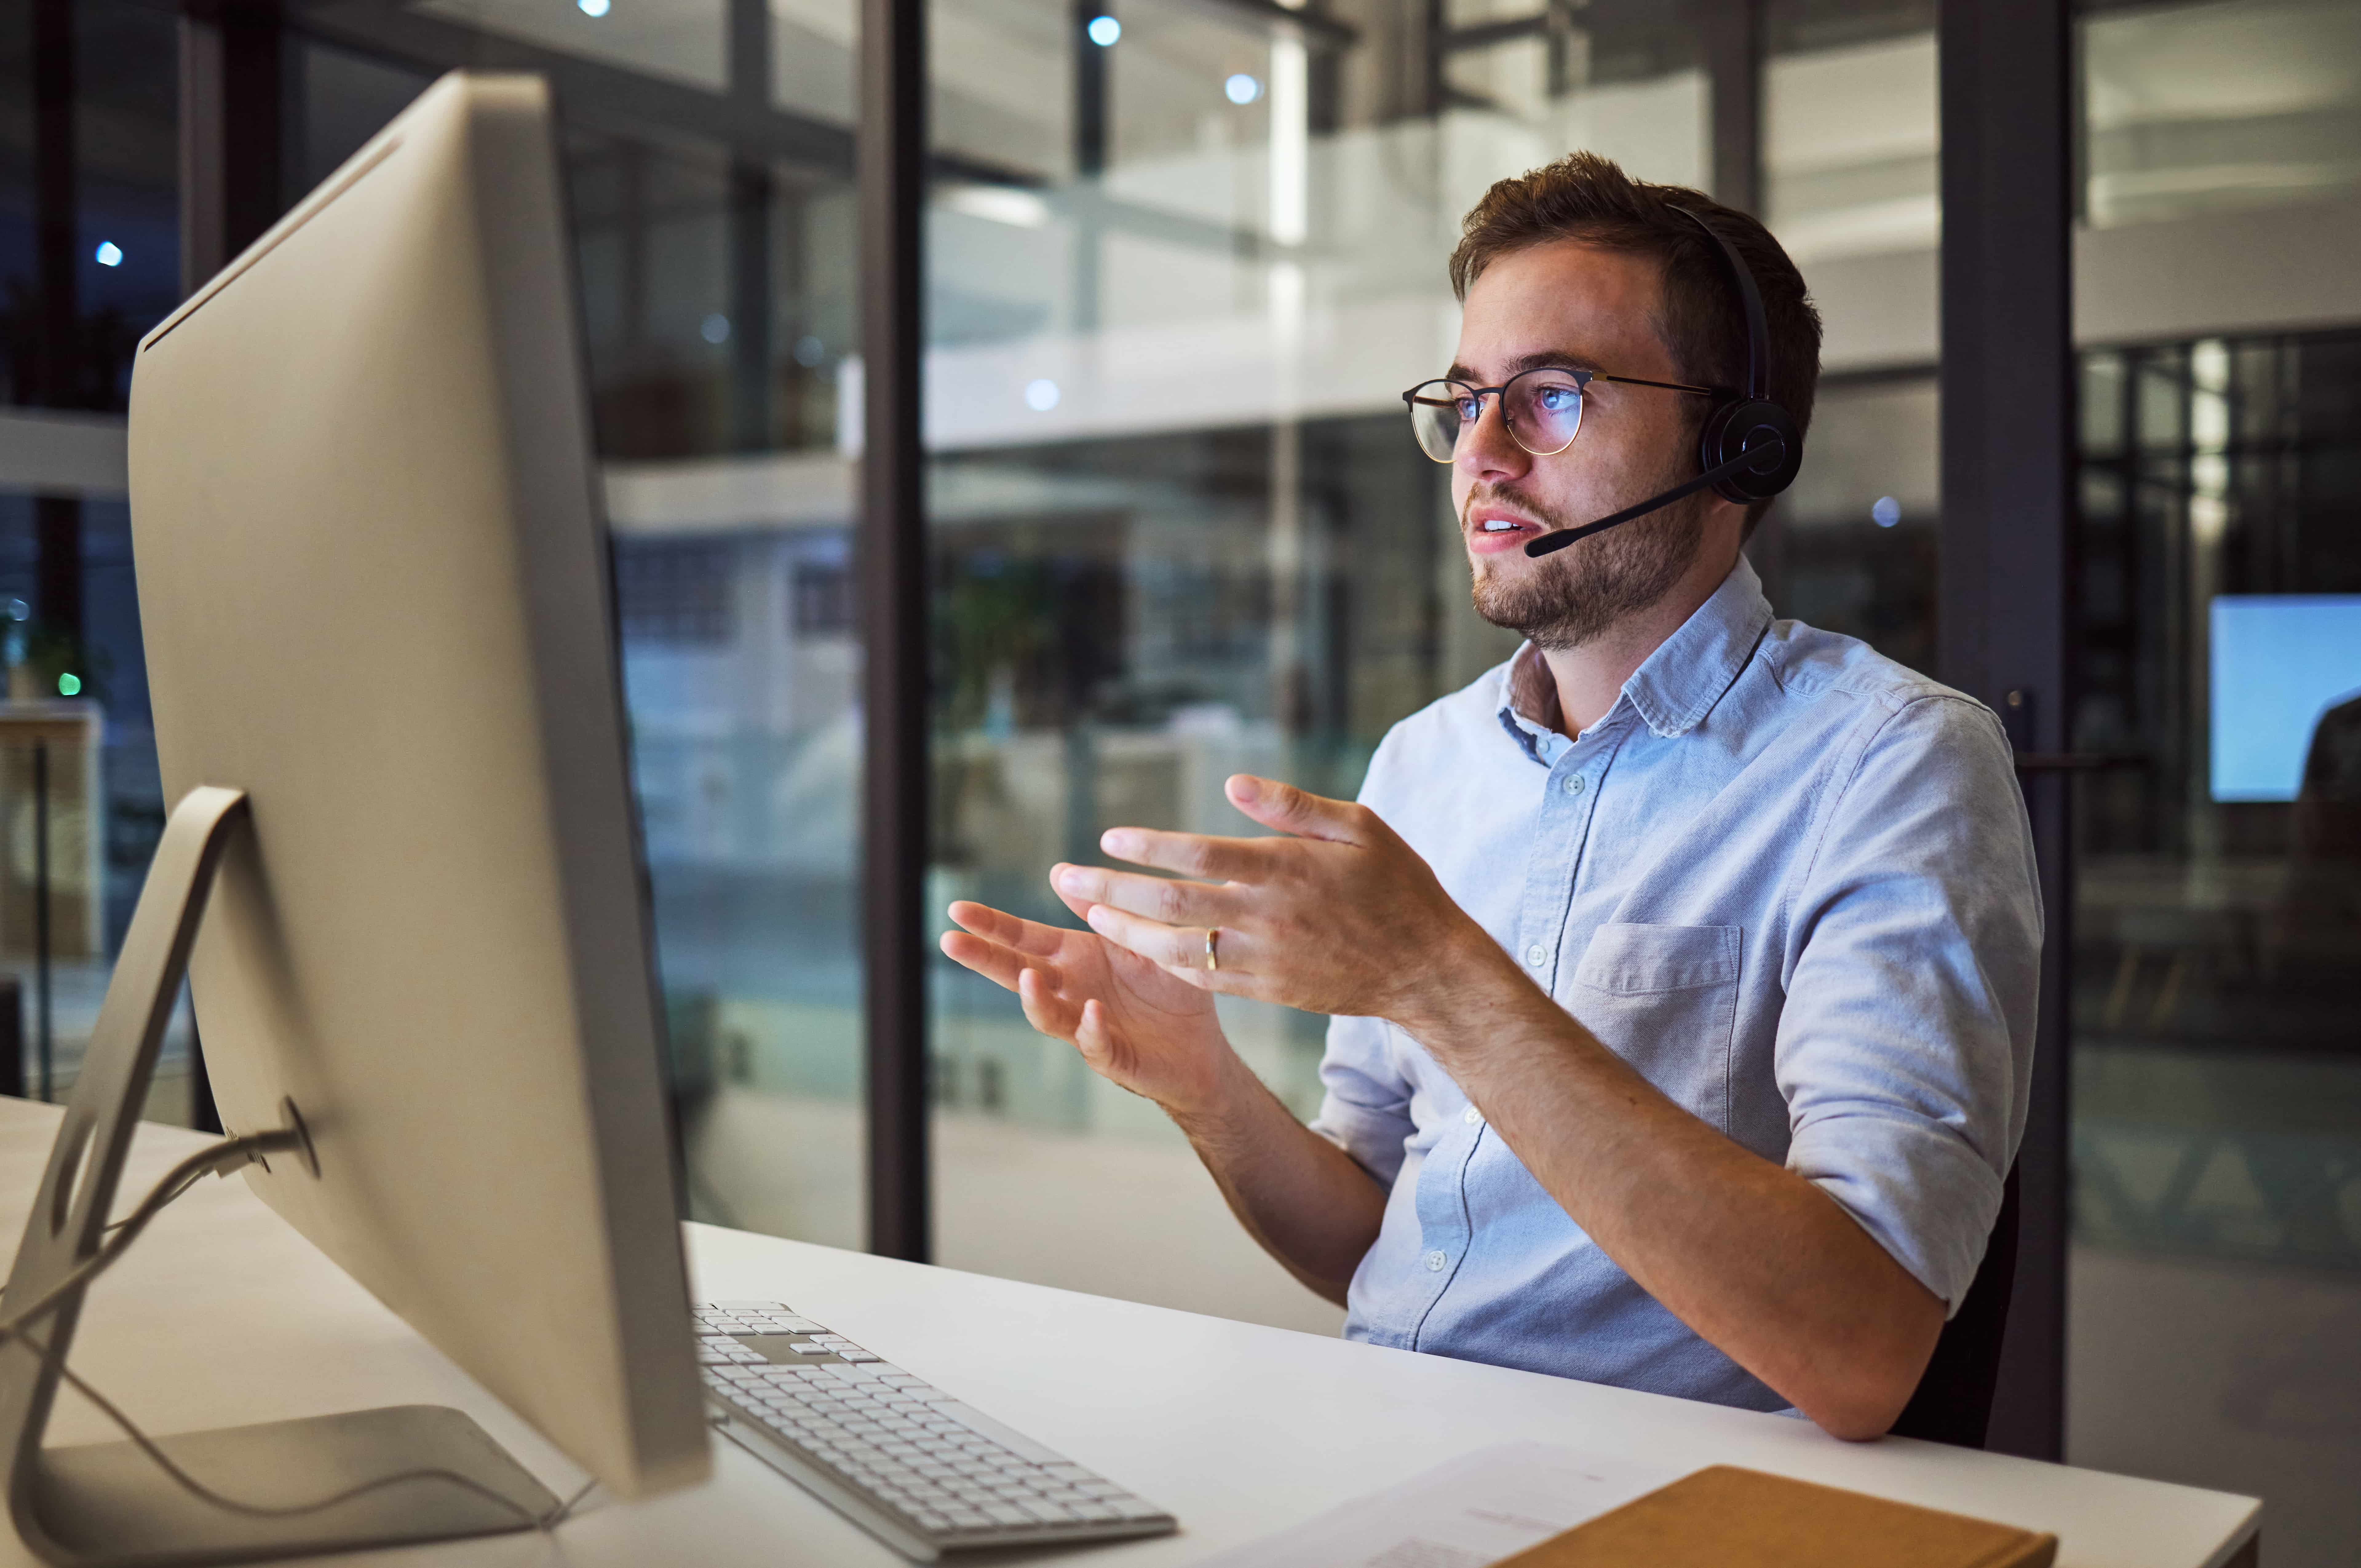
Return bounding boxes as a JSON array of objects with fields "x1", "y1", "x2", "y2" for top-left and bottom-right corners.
[{"x1": 125, "y1": 73, "x2": 708, "y2": 1499}]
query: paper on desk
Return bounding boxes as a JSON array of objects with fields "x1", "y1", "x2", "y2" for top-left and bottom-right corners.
[{"x1": 1192, "y1": 1441, "x2": 1682, "y2": 1568}]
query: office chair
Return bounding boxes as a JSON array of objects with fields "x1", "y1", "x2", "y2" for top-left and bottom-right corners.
[{"x1": 1889, "y1": 1164, "x2": 2022, "y2": 1448}]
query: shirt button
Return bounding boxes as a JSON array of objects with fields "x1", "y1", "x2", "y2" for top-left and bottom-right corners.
[
  {"x1": 1561, "y1": 773, "x2": 1586, "y2": 796},
  {"x1": 1424, "y1": 1250, "x2": 1448, "y2": 1272},
  {"x1": 1523, "y1": 943, "x2": 1548, "y2": 968},
  {"x1": 1462, "y1": 1106, "x2": 1481, "y2": 1126}
]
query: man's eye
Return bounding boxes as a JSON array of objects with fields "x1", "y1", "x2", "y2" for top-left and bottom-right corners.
[
  {"x1": 1537, "y1": 386, "x2": 1577, "y2": 411},
  {"x1": 1453, "y1": 398, "x2": 1482, "y2": 420}
]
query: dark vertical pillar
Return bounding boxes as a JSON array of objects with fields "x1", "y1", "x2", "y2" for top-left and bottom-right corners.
[
  {"x1": 859, "y1": 0, "x2": 931, "y2": 1262},
  {"x1": 1073, "y1": 0, "x2": 1107, "y2": 177},
  {"x1": 179, "y1": 0, "x2": 285, "y2": 1137},
  {"x1": 620, "y1": 145, "x2": 649, "y2": 351},
  {"x1": 180, "y1": 0, "x2": 285, "y2": 295},
  {"x1": 33, "y1": 0, "x2": 85, "y2": 642},
  {"x1": 1701, "y1": 0, "x2": 1763, "y2": 216},
  {"x1": 33, "y1": 0, "x2": 77, "y2": 410},
  {"x1": 1071, "y1": 0, "x2": 1107, "y2": 333},
  {"x1": 728, "y1": 0, "x2": 774, "y2": 453},
  {"x1": 1938, "y1": 0, "x2": 2074, "y2": 1462},
  {"x1": 33, "y1": 505, "x2": 81, "y2": 646}
]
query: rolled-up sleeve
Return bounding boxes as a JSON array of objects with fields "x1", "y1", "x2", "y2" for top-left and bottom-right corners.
[
  {"x1": 1777, "y1": 693, "x2": 2042, "y2": 1314},
  {"x1": 1309, "y1": 1014, "x2": 1414, "y2": 1186}
]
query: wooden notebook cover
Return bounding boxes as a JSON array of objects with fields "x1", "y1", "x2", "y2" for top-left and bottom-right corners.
[{"x1": 1496, "y1": 1465, "x2": 2058, "y2": 1568}]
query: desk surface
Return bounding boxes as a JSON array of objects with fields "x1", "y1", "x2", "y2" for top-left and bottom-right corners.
[{"x1": 0, "y1": 1099, "x2": 2257, "y2": 1568}]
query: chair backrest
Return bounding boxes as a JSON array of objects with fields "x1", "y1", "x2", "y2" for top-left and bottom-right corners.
[{"x1": 1889, "y1": 1163, "x2": 2021, "y2": 1447}]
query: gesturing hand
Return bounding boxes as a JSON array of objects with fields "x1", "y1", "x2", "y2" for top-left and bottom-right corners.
[
  {"x1": 1051, "y1": 774, "x2": 1506, "y2": 1029},
  {"x1": 938, "y1": 885, "x2": 1232, "y2": 1116}
]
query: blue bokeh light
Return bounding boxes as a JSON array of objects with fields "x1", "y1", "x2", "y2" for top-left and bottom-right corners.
[{"x1": 1086, "y1": 15, "x2": 1120, "y2": 45}]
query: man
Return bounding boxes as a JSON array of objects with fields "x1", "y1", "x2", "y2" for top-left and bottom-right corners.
[{"x1": 941, "y1": 154, "x2": 2040, "y2": 1442}]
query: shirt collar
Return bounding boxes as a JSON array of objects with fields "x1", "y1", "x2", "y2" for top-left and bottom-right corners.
[{"x1": 1494, "y1": 555, "x2": 1773, "y2": 755}]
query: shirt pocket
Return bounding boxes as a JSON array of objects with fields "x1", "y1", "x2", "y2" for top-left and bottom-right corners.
[{"x1": 1571, "y1": 922, "x2": 1742, "y2": 1132}]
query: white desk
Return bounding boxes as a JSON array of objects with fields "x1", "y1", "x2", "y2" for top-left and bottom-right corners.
[{"x1": 0, "y1": 1099, "x2": 2257, "y2": 1568}]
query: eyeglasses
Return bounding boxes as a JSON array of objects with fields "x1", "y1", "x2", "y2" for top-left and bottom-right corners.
[{"x1": 1401, "y1": 366, "x2": 1723, "y2": 464}]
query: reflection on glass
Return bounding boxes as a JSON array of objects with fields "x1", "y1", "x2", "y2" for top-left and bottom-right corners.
[
  {"x1": 1763, "y1": 0, "x2": 1937, "y2": 263},
  {"x1": 1752, "y1": 374, "x2": 1938, "y2": 674},
  {"x1": 272, "y1": 13, "x2": 866, "y2": 1231},
  {"x1": 2074, "y1": 330, "x2": 2361, "y2": 1086},
  {"x1": 922, "y1": 0, "x2": 1705, "y2": 1328},
  {"x1": 0, "y1": 0, "x2": 187, "y2": 1121},
  {"x1": 2082, "y1": 0, "x2": 2361, "y2": 228},
  {"x1": 408, "y1": 0, "x2": 729, "y2": 91},
  {"x1": 2069, "y1": 328, "x2": 2361, "y2": 1559},
  {"x1": 608, "y1": 506, "x2": 865, "y2": 1245}
]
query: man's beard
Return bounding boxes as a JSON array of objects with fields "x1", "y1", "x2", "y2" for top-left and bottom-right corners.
[{"x1": 1466, "y1": 478, "x2": 1708, "y2": 652}]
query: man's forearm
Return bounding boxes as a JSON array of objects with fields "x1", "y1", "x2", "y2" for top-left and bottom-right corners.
[
  {"x1": 1166, "y1": 1050, "x2": 1387, "y2": 1308},
  {"x1": 1399, "y1": 936, "x2": 1944, "y2": 1438}
]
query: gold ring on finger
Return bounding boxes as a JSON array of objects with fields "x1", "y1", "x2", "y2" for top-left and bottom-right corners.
[{"x1": 1204, "y1": 928, "x2": 1220, "y2": 973}]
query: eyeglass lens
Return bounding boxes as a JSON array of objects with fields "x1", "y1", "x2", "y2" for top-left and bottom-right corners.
[{"x1": 1407, "y1": 370, "x2": 1586, "y2": 462}]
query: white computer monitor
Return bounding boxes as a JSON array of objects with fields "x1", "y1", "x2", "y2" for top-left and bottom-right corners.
[{"x1": 108, "y1": 68, "x2": 705, "y2": 1537}]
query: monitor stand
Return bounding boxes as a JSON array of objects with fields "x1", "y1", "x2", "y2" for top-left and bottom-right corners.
[{"x1": 0, "y1": 786, "x2": 561, "y2": 1566}]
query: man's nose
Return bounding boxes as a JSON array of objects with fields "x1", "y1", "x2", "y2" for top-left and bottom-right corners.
[{"x1": 1455, "y1": 394, "x2": 1530, "y2": 485}]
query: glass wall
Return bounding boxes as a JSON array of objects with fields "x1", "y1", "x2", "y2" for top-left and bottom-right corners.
[
  {"x1": 917, "y1": 0, "x2": 1714, "y2": 1328},
  {"x1": 247, "y1": 14, "x2": 873, "y2": 1223},
  {"x1": 1, "y1": 0, "x2": 874, "y2": 1218},
  {"x1": 2066, "y1": 329, "x2": 2361, "y2": 1565},
  {"x1": 1750, "y1": 1, "x2": 1940, "y2": 678},
  {"x1": 1763, "y1": 0, "x2": 1937, "y2": 264},
  {"x1": 0, "y1": 0, "x2": 187, "y2": 1121},
  {"x1": 2082, "y1": 0, "x2": 2361, "y2": 227},
  {"x1": 1758, "y1": 371, "x2": 1938, "y2": 674},
  {"x1": 2063, "y1": 8, "x2": 2361, "y2": 1561}
]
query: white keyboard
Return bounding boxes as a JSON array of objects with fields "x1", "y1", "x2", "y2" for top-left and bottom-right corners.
[{"x1": 695, "y1": 1301, "x2": 1177, "y2": 1560}]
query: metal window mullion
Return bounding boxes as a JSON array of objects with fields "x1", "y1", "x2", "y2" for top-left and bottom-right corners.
[
  {"x1": 858, "y1": 0, "x2": 931, "y2": 1263},
  {"x1": 1938, "y1": 0, "x2": 2074, "y2": 1462},
  {"x1": 1701, "y1": 0, "x2": 1763, "y2": 216}
]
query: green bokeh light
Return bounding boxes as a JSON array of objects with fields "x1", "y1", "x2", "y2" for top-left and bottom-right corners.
[{"x1": 56, "y1": 673, "x2": 80, "y2": 697}]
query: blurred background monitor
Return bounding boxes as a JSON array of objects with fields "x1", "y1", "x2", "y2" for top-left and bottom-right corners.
[{"x1": 2209, "y1": 596, "x2": 2361, "y2": 803}]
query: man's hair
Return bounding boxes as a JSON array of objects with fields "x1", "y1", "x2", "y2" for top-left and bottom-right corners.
[{"x1": 1449, "y1": 153, "x2": 1822, "y2": 534}]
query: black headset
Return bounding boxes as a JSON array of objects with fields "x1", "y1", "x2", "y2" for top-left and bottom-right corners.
[{"x1": 1524, "y1": 207, "x2": 1803, "y2": 558}]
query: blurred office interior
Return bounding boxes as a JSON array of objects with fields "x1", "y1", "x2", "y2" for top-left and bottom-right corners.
[{"x1": 1, "y1": 0, "x2": 2357, "y2": 1559}]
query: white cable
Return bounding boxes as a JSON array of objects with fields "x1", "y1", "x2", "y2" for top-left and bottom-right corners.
[{"x1": 4, "y1": 1133, "x2": 597, "y2": 1532}]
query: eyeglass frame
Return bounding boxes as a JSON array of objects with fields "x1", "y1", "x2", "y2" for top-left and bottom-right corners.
[{"x1": 1400, "y1": 364, "x2": 1728, "y2": 462}]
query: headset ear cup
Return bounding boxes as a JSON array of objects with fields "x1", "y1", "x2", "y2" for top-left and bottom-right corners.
[{"x1": 1700, "y1": 398, "x2": 1803, "y2": 504}]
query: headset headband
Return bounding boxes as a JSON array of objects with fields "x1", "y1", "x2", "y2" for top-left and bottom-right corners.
[{"x1": 1673, "y1": 207, "x2": 1769, "y2": 403}]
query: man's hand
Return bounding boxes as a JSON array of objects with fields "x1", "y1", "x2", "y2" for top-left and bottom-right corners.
[
  {"x1": 938, "y1": 888, "x2": 1232, "y2": 1115},
  {"x1": 1051, "y1": 774, "x2": 1510, "y2": 1028},
  {"x1": 942, "y1": 870, "x2": 1392, "y2": 1306}
]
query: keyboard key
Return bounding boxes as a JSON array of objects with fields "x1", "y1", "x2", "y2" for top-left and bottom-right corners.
[{"x1": 981, "y1": 1504, "x2": 1030, "y2": 1527}]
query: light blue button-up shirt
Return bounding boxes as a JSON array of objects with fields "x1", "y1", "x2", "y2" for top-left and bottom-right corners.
[{"x1": 1310, "y1": 557, "x2": 2041, "y2": 1412}]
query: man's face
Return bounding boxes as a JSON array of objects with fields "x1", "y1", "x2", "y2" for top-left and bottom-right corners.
[{"x1": 1449, "y1": 239, "x2": 1730, "y2": 650}]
